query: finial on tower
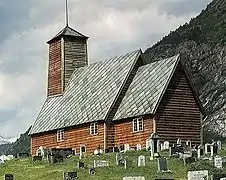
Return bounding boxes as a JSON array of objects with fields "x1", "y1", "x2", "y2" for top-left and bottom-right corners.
[{"x1": 65, "y1": 0, "x2": 69, "y2": 27}]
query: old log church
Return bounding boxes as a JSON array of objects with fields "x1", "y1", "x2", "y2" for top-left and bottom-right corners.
[{"x1": 29, "y1": 24, "x2": 206, "y2": 155}]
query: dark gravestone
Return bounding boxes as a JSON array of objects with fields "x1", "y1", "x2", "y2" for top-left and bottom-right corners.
[
  {"x1": 213, "y1": 144, "x2": 218, "y2": 154},
  {"x1": 50, "y1": 148, "x2": 74, "y2": 158},
  {"x1": 113, "y1": 147, "x2": 119, "y2": 152},
  {"x1": 184, "y1": 157, "x2": 196, "y2": 165},
  {"x1": 64, "y1": 172, "x2": 78, "y2": 180},
  {"x1": 200, "y1": 148, "x2": 204, "y2": 156},
  {"x1": 89, "y1": 168, "x2": 96, "y2": 175},
  {"x1": 118, "y1": 159, "x2": 125, "y2": 166},
  {"x1": 77, "y1": 162, "x2": 85, "y2": 169},
  {"x1": 32, "y1": 156, "x2": 42, "y2": 162},
  {"x1": 4, "y1": 174, "x2": 14, "y2": 180},
  {"x1": 158, "y1": 157, "x2": 168, "y2": 172},
  {"x1": 211, "y1": 174, "x2": 226, "y2": 180},
  {"x1": 50, "y1": 154, "x2": 63, "y2": 164}
]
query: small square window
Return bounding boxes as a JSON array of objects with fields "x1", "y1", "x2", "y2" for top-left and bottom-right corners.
[
  {"x1": 90, "y1": 122, "x2": 98, "y2": 135},
  {"x1": 57, "y1": 129, "x2": 64, "y2": 142},
  {"x1": 133, "y1": 118, "x2": 143, "y2": 132}
]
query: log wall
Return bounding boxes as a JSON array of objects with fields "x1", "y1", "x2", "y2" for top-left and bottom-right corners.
[
  {"x1": 31, "y1": 121, "x2": 104, "y2": 156},
  {"x1": 156, "y1": 64, "x2": 201, "y2": 146},
  {"x1": 64, "y1": 37, "x2": 88, "y2": 88},
  {"x1": 47, "y1": 39, "x2": 62, "y2": 96},
  {"x1": 114, "y1": 115, "x2": 154, "y2": 149}
]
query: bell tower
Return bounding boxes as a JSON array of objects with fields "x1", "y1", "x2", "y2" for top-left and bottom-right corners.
[{"x1": 46, "y1": 0, "x2": 88, "y2": 96}]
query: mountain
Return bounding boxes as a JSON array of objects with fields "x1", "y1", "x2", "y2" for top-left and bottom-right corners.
[
  {"x1": 5, "y1": 126, "x2": 31, "y2": 156},
  {"x1": 0, "y1": 137, "x2": 11, "y2": 145},
  {"x1": 144, "y1": 0, "x2": 226, "y2": 136}
]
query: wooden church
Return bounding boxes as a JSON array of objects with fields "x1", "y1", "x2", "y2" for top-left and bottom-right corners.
[{"x1": 29, "y1": 22, "x2": 206, "y2": 155}]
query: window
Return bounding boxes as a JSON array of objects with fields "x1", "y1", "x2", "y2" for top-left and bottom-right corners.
[
  {"x1": 133, "y1": 118, "x2": 143, "y2": 132},
  {"x1": 57, "y1": 129, "x2": 64, "y2": 142},
  {"x1": 90, "y1": 122, "x2": 98, "y2": 135}
]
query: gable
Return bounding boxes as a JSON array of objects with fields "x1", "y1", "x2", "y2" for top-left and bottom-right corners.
[
  {"x1": 29, "y1": 50, "x2": 141, "y2": 135},
  {"x1": 113, "y1": 55, "x2": 180, "y2": 120}
]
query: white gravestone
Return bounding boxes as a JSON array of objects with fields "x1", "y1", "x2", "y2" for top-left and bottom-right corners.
[
  {"x1": 93, "y1": 160, "x2": 109, "y2": 168},
  {"x1": 220, "y1": 178, "x2": 226, "y2": 180},
  {"x1": 160, "y1": 143, "x2": 164, "y2": 151},
  {"x1": 188, "y1": 170, "x2": 208, "y2": 180},
  {"x1": 136, "y1": 144, "x2": 142, "y2": 151},
  {"x1": 124, "y1": 144, "x2": 130, "y2": 152},
  {"x1": 217, "y1": 141, "x2": 222, "y2": 150},
  {"x1": 138, "y1": 155, "x2": 145, "y2": 167},
  {"x1": 123, "y1": 177, "x2": 145, "y2": 180},
  {"x1": 163, "y1": 141, "x2": 170, "y2": 150},
  {"x1": 146, "y1": 139, "x2": 149, "y2": 150},
  {"x1": 177, "y1": 138, "x2": 181, "y2": 145},
  {"x1": 186, "y1": 140, "x2": 192, "y2": 148},
  {"x1": 214, "y1": 156, "x2": 223, "y2": 168}
]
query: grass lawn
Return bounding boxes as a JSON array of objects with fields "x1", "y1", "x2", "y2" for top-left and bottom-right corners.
[{"x1": 0, "y1": 147, "x2": 226, "y2": 180}]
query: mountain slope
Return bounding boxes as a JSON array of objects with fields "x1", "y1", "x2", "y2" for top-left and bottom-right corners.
[{"x1": 144, "y1": 0, "x2": 226, "y2": 135}]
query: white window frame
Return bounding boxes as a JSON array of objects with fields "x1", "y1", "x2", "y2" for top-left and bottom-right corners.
[
  {"x1": 90, "y1": 122, "x2": 98, "y2": 135},
  {"x1": 57, "y1": 129, "x2": 64, "y2": 142},
  {"x1": 133, "y1": 118, "x2": 143, "y2": 132}
]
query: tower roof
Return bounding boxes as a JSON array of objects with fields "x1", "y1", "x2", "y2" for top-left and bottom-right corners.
[{"x1": 47, "y1": 25, "x2": 89, "y2": 44}]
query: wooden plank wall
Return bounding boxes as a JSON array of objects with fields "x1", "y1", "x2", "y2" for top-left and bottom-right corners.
[
  {"x1": 156, "y1": 64, "x2": 201, "y2": 146},
  {"x1": 114, "y1": 115, "x2": 153, "y2": 149},
  {"x1": 31, "y1": 122, "x2": 104, "y2": 155},
  {"x1": 47, "y1": 39, "x2": 62, "y2": 96},
  {"x1": 64, "y1": 37, "x2": 88, "y2": 88},
  {"x1": 106, "y1": 57, "x2": 144, "y2": 150}
]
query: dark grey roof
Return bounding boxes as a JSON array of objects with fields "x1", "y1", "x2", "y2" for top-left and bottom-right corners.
[
  {"x1": 47, "y1": 26, "x2": 88, "y2": 43},
  {"x1": 113, "y1": 54, "x2": 180, "y2": 120},
  {"x1": 29, "y1": 49, "x2": 141, "y2": 135}
]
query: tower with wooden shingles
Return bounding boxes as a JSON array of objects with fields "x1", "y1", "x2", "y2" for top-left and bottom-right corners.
[{"x1": 46, "y1": 25, "x2": 88, "y2": 96}]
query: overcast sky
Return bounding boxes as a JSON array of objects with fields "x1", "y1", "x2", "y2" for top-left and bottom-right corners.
[{"x1": 0, "y1": 0, "x2": 212, "y2": 139}]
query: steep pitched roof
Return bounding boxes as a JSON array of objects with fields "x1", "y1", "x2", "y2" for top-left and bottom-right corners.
[
  {"x1": 113, "y1": 55, "x2": 180, "y2": 120},
  {"x1": 29, "y1": 50, "x2": 142, "y2": 135},
  {"x1": 47, "y1": 26, "x2": 88, "y2": 44}
]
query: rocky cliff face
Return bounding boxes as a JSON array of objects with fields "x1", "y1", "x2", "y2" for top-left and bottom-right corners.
[{"x1": 144, "y1": 0, "x2": 226, "y2": 135}]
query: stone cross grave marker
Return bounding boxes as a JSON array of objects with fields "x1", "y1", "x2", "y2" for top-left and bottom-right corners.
[
  {"x1": 93, "y1": 160, "x2": 109, "y2": 168},
  {"x1": 4, "y1": 174, "x2": 14, "y2": 180},
  {"x1": 187, "y1": 170, "x2": 208, "y2": 180},
  {"x1": 136, "y1": 144, "x2": 142, "y2": 151},
  {"x1": 138, "y1": 155, "x2": 145, "y2": 167},
  {"x1": 214, "y1": 156, "x2": 223, "y2": 168},
  {"x1": 123, "y1": 177, "x2": 145, "y2": 180}
]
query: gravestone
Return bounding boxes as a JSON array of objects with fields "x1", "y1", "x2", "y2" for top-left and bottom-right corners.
[
  {"x1": 136, "y1": 144, "x2": 142, "y2": 151},
  {"x1": 77, "y1": 161, "x2": 85, "y2": 169},
  {"x1": 160, "y1": 143, "x2": 164, "y2": 151},
  {"x1": 32, "y1": 156, "x2": 42, "y2": 162},
  {"x1": 63, "y1": 172, "x2": 78, "y2": 180},
  {"x1": 138, "y1": 155, "x2": 145, "y2": 167},
  {"x1": 163, "y1": 141, "x2": 170, "y2": 150},
  {"x1": 116, "y1": 153, "x2": 121, "y2": 166},
  {"x1": 123, "y1": 177, "x2": 145, "y2": 180},
  {"x1": 176, "y1": 138, "x2": 181, "y2": 146},
  {"x1": 187, "y1": 170, "x2": 208, "y2": 180},
  {"x1": 146, "y1": 139, "x2": 150, "y2": 150},
  {"x1": 211, "y1": 174, "x2": 226, "y2": 180},
  {"x1": 50, "y1": 154, "x2": 63, "y2": 164},
  {"x1": 157, "y1": 157, "x2": 170, "y2": 172},
  {"x1": 89, "y1": 168, "x2": 96, "y2": 175},
  {"x1": 93, "y1": 160, "x2": 109, "y2": 168},
  {"x1": 198, "y1": 145, "x2": 204, "y2": 159},
  {"x1": 125, "y1": 159, "x2": 133, "y2": 169},
  {"x1": 217, "y1": 141, "x2": 222, "y2": 150},
  {"x1": 124, "y1": 144, "x2": 130, "y2": 152},
  {"x1": 215, "y1": 157, "x2": 223, "y2": 168},
  {"x1": 186, "y1": 140, "x2": 192, "y2": 148},
  {"x1": 4, "y1": 174, "x2": 14, "y2": 180}
]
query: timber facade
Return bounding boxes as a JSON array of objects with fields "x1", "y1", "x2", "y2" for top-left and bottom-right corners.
[{"x1": 29, "y1": 25, "x2": 206, "y2": 156}]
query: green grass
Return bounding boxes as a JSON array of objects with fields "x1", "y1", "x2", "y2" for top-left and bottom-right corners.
[{"x1": 0, "y1": 148, "x2": 226, "y2": 180}]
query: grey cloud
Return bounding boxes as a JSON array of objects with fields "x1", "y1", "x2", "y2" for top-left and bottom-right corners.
[{"x1": 159, "y1": 0, "x2": 212, "y2": 16}]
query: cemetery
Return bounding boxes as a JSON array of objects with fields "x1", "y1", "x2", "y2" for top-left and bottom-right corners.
[{"x1": 0, "y1": 140, "x2": 226, "y2": 179}]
